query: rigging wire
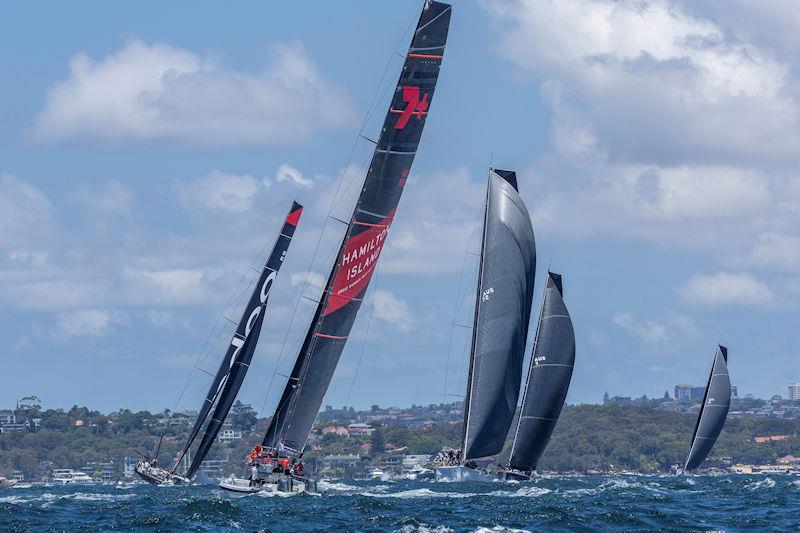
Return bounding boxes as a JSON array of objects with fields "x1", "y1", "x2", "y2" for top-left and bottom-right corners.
[
  {"x1": 441, "y1": 207, "x2": 484, "y2": 404},
  {"x1": 343, "y1": 262, "x2": 382, "y2": 409},
  {"x1": 169, "y1": 226, "x2": 280, "y2": 415}
]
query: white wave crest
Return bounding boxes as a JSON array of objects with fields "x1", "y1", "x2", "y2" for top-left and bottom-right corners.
[
  {"x1": 0, "y1": 492, "x2": 135, "y2": 506},
  {"x1": 487, "y1": 486, "x2": 552, "y2": 498},
  {"x1": 748, "y1": 477, "x2": 776, "y2": 490},
  {"x1": 395, "y1": 525, "x2": 455, "y2": 533},
  {"x1": 362, "y1": 488, "x2": 477, "y2": 499},
  {"x1": 474, "y1": 526, "x2": 532, "y2": 533},
  {"x1": 317, "y1": 480, "x2": 360, "y2": 492}
]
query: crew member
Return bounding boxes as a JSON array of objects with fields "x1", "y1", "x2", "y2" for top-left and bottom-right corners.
[{"x1": 250, "y1": 462, "x2": 259, "y2": 487}]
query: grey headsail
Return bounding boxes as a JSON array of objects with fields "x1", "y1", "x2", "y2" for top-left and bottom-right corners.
[
  {"x1": 508, "y1": 272, "x2": 575, "y2": 472},
  {"x1": 684, "y1": 345, "x2": 731, "y2": 470},
  {"x1": 262, "y1": 1, "x2": 451, "y2": 454},
  {"x1": 173, "y1": 202, "x2": 303, "y2": 477},
  {"x1": 462, "y1": 168, "x2": 537, "y2": 460}
]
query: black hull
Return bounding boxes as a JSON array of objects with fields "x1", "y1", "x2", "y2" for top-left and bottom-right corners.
[
  {"x1": 135, "y1": 469, "x2": 164, "y2": 485},
  {"x1": 498, "y1": 470, "x2": 531, "y2": 482}
]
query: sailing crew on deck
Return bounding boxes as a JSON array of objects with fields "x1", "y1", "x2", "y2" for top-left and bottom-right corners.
[{"x1": 250, "y1": 462, "x2": 259, "y2": 487}]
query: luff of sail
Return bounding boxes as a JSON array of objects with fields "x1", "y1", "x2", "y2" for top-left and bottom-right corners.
[
  {"x1": 508, "y1": 272, "x2": 575, "y2": 473},
  {"x1": 684, "y1": 345, "x2": 731, "y2": 471},
  {"x1": 262, "y1": 1, "x2": 452, "y2": 454},
  {"x1": 175, "y1": 201, "x2": 303, "y2": 477},
  {"x1": 462, "y1": 169, "x2": 536, "y2": 461}
]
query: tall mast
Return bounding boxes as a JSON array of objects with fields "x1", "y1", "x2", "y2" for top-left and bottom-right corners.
[
  {"x1": 261, "y1": 1, "x2": 452, "y2": 455},
  {"x1": 460, "y1": 170, "x2": 491, "y2": 455},
  {"x1": 508, "y1": 272, "x2": 548, "y2": 462}
]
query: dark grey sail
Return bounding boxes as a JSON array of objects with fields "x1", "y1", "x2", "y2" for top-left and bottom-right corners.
[
  {"x1": 508, "y1": 272, "x2": 575, "y2": 472},
  {"x1": 173, "y1": 202, "x2": 303, "y2": 477},
  {"x1": 684, "y1": 345, "x2": 731, "y2": 470},
  {"x1": 262, "y1": 1, "x2": 451, "y2": 454},
  {"x1": 462, "y1": 169, "x2": 537, "y2": 461}
]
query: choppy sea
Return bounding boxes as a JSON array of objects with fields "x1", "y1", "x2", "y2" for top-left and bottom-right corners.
[{"x1": 1, "y1": 474, "x2": 798, "y2": 532}]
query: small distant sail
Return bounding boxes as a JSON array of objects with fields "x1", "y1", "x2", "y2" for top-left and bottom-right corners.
[
  {"x1": 262, "y1": 1, "x2": 452, "y2": 455},
  {"x1": 461, "y1": 169, "x2": 537, "y2": 461},
  {"x1": 508, "y1": 272, "x2": 575, "y2": 473},
  {"x1": 684, "y1": 345, "x2": 731, "y2": 471},
  {"x1": 174, "y1": 201, "x2": 303, "y2": 478}
]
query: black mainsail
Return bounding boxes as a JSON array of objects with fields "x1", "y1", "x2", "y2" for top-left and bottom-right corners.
[
  {"x1": 461, "y1": 169, "x2": 537, "y2": 461},
  {"x1": 508, "y1": 272, "x2": 575, "y2": 473},
  {"x1": 262, "y1": 1, "x2": 451, "y2": 454},
  {"x1": 173, "y1": 202, "x2": 303, "y2": 478},
  {"x1": 684, "y1": 345, "x2": 731, "y2": 471}
]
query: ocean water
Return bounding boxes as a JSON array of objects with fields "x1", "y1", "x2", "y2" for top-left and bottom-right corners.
[{"x1": 1, "y1": 474, "x2": 798, "y2": 532}]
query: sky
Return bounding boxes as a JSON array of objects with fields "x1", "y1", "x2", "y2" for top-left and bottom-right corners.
[{"x1": 1, "y1": 0, "x2": 799, "y2": 414}]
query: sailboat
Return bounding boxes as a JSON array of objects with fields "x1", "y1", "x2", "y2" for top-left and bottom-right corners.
[
  {"x1": 135, "y1": 201, "x2": 303, "y2": 485},
  {"x1": 501, "y1": 271, "x2": 575, "y2": 480},
  {"x1": 218, "y1": 0, "x2": 451, "y2": 494},
  {"x1": 684, "y1": 345, "x2": 731, "y2": 471},
  {"x1": 434, "y1": 168, "x2": 537, "y2": 482}
]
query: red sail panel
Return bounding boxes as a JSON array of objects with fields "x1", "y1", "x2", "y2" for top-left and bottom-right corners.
[{"x1": 324, "y1": 210, "x2": 393, "y2": 316}]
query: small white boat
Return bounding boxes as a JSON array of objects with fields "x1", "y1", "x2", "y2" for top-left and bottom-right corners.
[
  {"x1": 0, "y1": 477, "x2": 17, "y2": 489},
  {"x1": 219, "y1": 474, "x2": 314, "y2": 494},
  {"x1": 51, "y1": 469, "x2": 95, "y2": 485},
  {"x1": 368, "y1": 468, "x2": 388, "y2": 480}
]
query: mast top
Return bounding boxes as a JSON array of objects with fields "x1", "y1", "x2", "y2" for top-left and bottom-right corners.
[
  {"x1": 491, "y1": 168, "x2": 518, "y2": 192},
  {"x1": 547, "y1": 271, "x2": 563, "y2": 296}
]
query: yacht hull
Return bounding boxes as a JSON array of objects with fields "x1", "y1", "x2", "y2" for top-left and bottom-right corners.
[
  {"x1": 434, "y1": 465, "x2": 495, "y2": 482},
  {"x1": 134, "y1": 462, "x2": 189, "y2": 485},
  {"x1": 219, "y1": 474, "x2": 315, "y2": 494}
]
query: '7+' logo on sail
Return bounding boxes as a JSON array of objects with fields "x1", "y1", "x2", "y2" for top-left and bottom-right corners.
[{"x1": 393, "y1": 86, "x2": 430, "y2": 129}]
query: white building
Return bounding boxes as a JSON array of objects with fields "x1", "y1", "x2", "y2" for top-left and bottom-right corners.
[
  {"x1": 347, "y1": 423, "x2": 374, "y2": 436},
  {"x1": 0, "y1": 410, "x2": 15, "y2": 425},
  {"x1": 789, "y1": 382, "x2": 800, "y2": 401},
  {"x1": 219, "y1": 429, "x2": 242, "y2": 441},
  {"x1": 402, "y1": 454, "x2": 432, "y2": 469}
]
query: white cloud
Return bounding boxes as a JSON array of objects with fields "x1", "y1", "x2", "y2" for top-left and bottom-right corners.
[
  {"x1": 55, "y1": 309, "x2": 126, "y2": 338},
  {"x1": 613, "y1": 311, "x2": 699, "y2": 344},
  {"x1": 481, "y1": 0, "x2": 800, "y2": 162},
  {"x1": 612, "y1": 312, "x2": 669, "y2": 344},
  {"x1": 34, "y1": 40, "x2": 357, "y2": 146},
  {"x1": 0, "y1": 174, "x2": 54, "y2": 247},
  {"x1": 67, "y1": 180, "x2": 135, "y2": 215},
  {"x1": 5, "y1": 280, "x2": 108, "y2": 311},
  {"x1": 677, "y1": 271, "x2": 774, "y2": 306},
  {"x1": 122, "y1": 266, "x2": 222, "y2": 306},
  {"x1": 381, "y1": 167, "x2": 484, "y2": 274},
  {"x1": 290, "y1": 271, "x2": 326, "y2": 290},
  {"x1": 276, "y1": 164, "x2": 314, "y2": 189},
  {"x1": 177, "y1": 170, "x2": 260, "y2": 213},
  {"x1": 372, "y1": 289, "x2": 413, "y2": 331},
  {"x1": 744, "y1": 232, "x2": 800, "y2": 272}
]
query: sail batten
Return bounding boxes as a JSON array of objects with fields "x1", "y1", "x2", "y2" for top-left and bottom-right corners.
[
  {"x1": 684, "y1": 345, "x2": 731, "y2": 471},
  {"x1": 263, "y1": 1, "x2": 451, "y2": 454},
  {"x1": 175, "y1": 201, "x2": 303, "y2": 477},
  {"x1": 461, "y1": 168, "x2": 537, "y2": 461},
  {"x1": 508, "y1": 271, "x2": 575, "y2": 473}
]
